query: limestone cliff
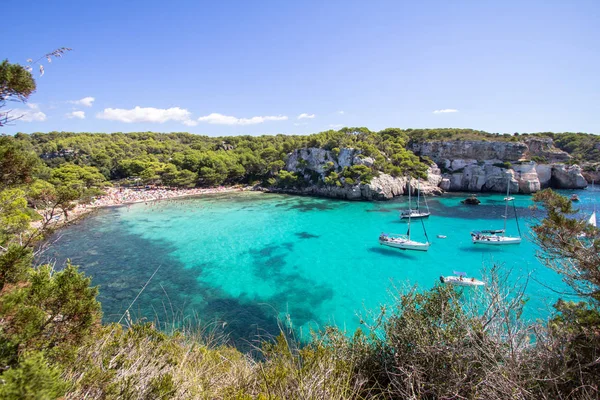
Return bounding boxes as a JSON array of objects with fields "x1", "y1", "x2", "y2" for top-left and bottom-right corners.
[
  {"x1": 411, "y1": 139, "x2": 586, "y2": 193},
  {"x1": 279, "y1": 147, "x2": 442, "y2": 200},
  {"x1": 275, "y1": 139, "x2": 588, "y2": 201}
]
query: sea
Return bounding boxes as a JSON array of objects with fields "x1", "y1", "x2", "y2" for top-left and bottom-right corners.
[{"x1": 42, "y1": 188, "x2": 598, "y2": 346}]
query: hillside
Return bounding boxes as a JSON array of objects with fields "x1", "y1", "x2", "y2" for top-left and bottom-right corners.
[{"x1": 10, "y1": 129, "x2": 599, "y2": 200}]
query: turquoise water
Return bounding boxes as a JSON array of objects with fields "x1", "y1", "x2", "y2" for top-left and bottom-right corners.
[{"x1": 43, "y1": 189, "x2": 598, "y2": 346}]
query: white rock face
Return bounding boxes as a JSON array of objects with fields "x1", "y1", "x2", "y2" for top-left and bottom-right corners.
[
  {"x1": 513, "y1": 162, "x2": 541, "y2": 193},
  {"x1": 535, "y1": 164, "x2": 553, "y2": 188},
  {"x1": 551, "y1": 164, "x2": 588, "y2": 189},
  {"x1": 412, "y1": 140, "x2": 528, "y2": 162},
  {"x1": 282, "y1": 144, "x2": 586, "y2": 199}
]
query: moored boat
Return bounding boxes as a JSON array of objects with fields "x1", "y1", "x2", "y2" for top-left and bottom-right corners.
[
  {"x1": 381, "y1": 180, "x2": 431, "y2": 251},
  {"x1": 440, "y1": 272, "x2": 485, "y2": 287},
  {"x1": 379, "y1": 233, "x2": 430, "y2": 251},
  {"x1": 571, "y1": 194, "x2": 580, "y2": 202},
  {"x1": 400, "y1": 179, "x2": 431, "y2": 219},
  {"x1": 471, "y1": 174, "x2": 522, "y2": 245},
  {"x1": 471, "y1": 231, "x2": 522, "y2": 244}
]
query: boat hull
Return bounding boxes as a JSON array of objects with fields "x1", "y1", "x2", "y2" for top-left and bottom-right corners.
[
  {"x1": 400, "y1": 212, "x2": 430, "y2": 220},
  {"x1": 379, "y1": 239, "x2": 430, "y2": 251},
  {"x1": 442, "y1": 276, "x2": 485, "y2": 286},
  {"x1": 472, "y1": 236, "x2": 521, "y2": 245}
]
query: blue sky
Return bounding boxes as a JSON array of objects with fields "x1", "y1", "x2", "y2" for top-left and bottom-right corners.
[{"x1": 2, "y1": 0, "x2": 599, "y2": 135}]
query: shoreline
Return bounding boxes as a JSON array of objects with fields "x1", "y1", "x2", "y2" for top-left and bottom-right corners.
[{"x1": 43, "y1": 185, "x2": 254, "y2": 229}]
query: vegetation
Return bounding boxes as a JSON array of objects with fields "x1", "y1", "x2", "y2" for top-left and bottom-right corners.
[
  {"x1": 1, "y1": 59, "x2": 599, "y2": 398},
  {"x1": 1, "y1": 132, "x2": 599, "y2": 397}
]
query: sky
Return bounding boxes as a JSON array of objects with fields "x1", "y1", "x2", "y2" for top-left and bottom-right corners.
[{"x1": 2, "y1": 0, "x2": 599, "y2": 136}]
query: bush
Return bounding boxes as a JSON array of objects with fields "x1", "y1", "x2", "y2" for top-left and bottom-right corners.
[{"x1": 0, "y1": 352, "x2": 67, "y2": 399}]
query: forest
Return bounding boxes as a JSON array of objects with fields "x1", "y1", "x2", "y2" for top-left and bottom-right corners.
[{"x1": 6, "y1": 128, "x2": 599, "y2": 195}]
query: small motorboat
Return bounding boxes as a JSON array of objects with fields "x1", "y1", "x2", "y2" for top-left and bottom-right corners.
[
  {"x1": 461, "y1": 194, "x2": 480, "y2": 205},
  {"x1": 437, "y1": 234, "x2": 447, "y2": 239},
  {"x1": 504, "y1": 196, "x2": 515, "y2": 201},
  {"x1": 440, "y1": 271, "x2": 485, "y2": 287},
  {"x1": 570, "y1": 194, "x2": 580, "y2": 202}
]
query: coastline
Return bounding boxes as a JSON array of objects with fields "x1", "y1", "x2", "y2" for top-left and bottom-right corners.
[{"x1": 42, "y1": 185, "x2": 253, "y2": 230}]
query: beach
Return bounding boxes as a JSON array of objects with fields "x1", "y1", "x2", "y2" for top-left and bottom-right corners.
[{"x1": 39, "y1": 185, "x2": 251, "y2": 228}]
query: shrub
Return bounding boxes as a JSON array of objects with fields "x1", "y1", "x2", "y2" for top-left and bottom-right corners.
[{"x1": 0, "y1": 352, "x2": 67, "y2": 399}]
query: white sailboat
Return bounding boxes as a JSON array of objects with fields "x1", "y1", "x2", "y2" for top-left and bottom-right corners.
[
  {"x1": 589, "y1": 180, "x2": 597, "y2": 229},
  {"x1": 380, "y1": 180, "x2": 431, "y2": 251},
  {"x1": 471, "y1": 174, "x2": 522, "y2": 245},
  {"x1": 400, "y1": 179, "x2": 430, "y2": 219},
  {"x1": 588, "y1": 211, "x2": 597, "y2": 228},
  {"x1": 440, "y1": 271, "x2": 485, "y2": 287}
]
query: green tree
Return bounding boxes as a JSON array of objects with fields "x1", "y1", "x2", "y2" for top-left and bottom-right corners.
[
  {"x1": 0, "y1": 263, "x2": 101, "y2": 359},
  {"x1": 0, "y1": 60, "x2": 36, "y2": 102},
  {"x1": 532, "y1": 189, "x2": 600, "y2": 300}
]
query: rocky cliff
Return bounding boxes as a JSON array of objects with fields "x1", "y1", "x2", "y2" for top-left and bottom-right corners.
[
  {"x1": 411, "y1": 139, "x2": 587, "y2": 194},
  {"x1": 275, "y1": 138, "x2": 588, "y2": 201},
  {"x1": 280, "y1": 147, "x2": 442, "y2": 200}
]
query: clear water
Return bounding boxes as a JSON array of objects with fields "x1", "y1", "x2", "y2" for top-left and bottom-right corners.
[{"x1": 43, "y1": 189, "x2": 598, "y2": 346}]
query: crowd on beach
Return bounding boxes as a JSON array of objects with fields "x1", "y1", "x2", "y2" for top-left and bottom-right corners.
[
  {"x1": 89, "y1": 186, "x2": 240, "y2": 208},
  {"x1": 44, "y1": 186, "x2": 247, "y2": 226}
]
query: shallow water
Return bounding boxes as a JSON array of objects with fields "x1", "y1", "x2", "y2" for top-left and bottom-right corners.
[{"x1": 43, "y1": 189, "x2": 598, "y2": 346}]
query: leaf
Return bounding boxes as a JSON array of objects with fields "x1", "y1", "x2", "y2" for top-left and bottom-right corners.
[
  {"x1": 47, "y1": 56, "x2": 52, "y2": 63},
  {"x1": 39, "y1": 65, "x2": 44, "y2": 76}
]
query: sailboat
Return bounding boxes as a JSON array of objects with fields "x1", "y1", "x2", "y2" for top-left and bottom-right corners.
[
  {"x1": 471, "y1": 174, "x2": 522, "y2": 245},
  {"x1": 400, "y1": 179, "x2": 430, "y2": 219},
  {"x1": 380, "y1": 181, "x2": 431, "y2": 251},
  {"x1": 587, "y1": 211, "x2": 597, "y2": 229},
  {"x1": 580, "y1": 181, "x2": 597, "y2": 237}
]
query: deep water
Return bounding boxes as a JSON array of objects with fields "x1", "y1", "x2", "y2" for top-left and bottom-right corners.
[{"x1": 42, "y1": 189, "x2": 599, "y2": 347}]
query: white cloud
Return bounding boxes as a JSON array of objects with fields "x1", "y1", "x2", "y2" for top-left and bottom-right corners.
[
  {"x1": 197, "y1": 113, "x2": 288, "y2": 125},
  {"x1": 69, "y1": 96, "x2": 95, "y2": 107},
  {"x1": 329, "y1": 124, "x2": 343, "y2": 129},
  {"x1": 96, "y1": 106, "x2": 195, "y2": 125},
  {"x1": 182, "y1": 119, "x2": 198, "y2": 127},
  {"x1": 297, "y1": 113, "x2": 315, "y2": 120},
  {"x1": 337, "y1": 110, "x2": 345, "y2": 115},
  {"x1": 433, "y1": 109, "x2": 458, "y2": 114},
  {"x1": 10, "y1": 103, "x2": 47, "y2": 122},
  {"x1": 66, "y1": 111, "x2": 85, "y2": 119}
]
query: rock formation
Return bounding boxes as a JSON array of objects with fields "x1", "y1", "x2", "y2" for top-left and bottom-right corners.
[
  {"x1": 277, "y1": 138, "x2": 588, "y2": 201},
  {"x1": 281, "y1": 147, "x2": 442, "y2": 201},
  {"x1": 410, "y1": 139, "x2": 586, "y2": 194}
]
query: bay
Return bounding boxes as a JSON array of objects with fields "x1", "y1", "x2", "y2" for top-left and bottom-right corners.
[{"x1": 43, "y1": 189, "x2": 598, "y2": 345}]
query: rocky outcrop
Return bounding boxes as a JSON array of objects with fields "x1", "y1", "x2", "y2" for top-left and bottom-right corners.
[
  {"x1": 411, "y1": 138, "x2": 571, "y2": 165},
  {"x1": 523, "y1": 137, "x2": 571, "y2": 163},
  {"x1": 282, "y1": 148, "x2": 442, "y2": 200},
  {"x1": 581, "y1": 164, "x2": 600, "y2": 184},
  {"x1": 411, "y1": 140, "x2": 527, "y2": 163},
  {"x1": 410, "y1": 139, "x2": 584, "y2": 194},
  {"x1": 279, "y1": 142, "x2": 587, "y2": 201},
  {"x1": 551, "y1": 164, "x2": 588, "y2": 189}
]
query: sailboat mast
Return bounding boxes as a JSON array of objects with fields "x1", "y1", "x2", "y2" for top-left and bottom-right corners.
[
  {"x1": 503, "y1": 174, "x2": 510, "y2": 236},
  {"x1": 407, "y1": 179, "x2": 411, "y2": 238},
  {"x1": 417, "y1": 179, "x2": 420, "y2": 212}
]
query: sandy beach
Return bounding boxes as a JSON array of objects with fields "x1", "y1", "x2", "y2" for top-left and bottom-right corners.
[{"x1": 40, "y1": 185, "x2": 251, "y2": 228}]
